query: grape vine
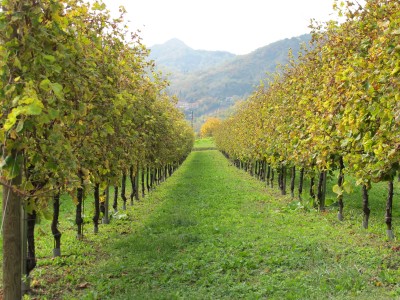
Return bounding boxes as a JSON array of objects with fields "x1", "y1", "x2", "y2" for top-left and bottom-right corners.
[
  {"x1": 0, "y1": 0, "x2": 194, "y2": 297},
  {"x1": 215, "y1": 0, "x2": 399, "y2": 235}
]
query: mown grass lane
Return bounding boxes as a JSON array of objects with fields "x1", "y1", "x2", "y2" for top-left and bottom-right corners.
[{"x1": 80, "y1": 150, "x2": 399, "y2": 299}]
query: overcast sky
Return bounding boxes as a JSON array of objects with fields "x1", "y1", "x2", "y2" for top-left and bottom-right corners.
[{"x1": 100, "y1": 0, "x2": 347, "y2": 55}]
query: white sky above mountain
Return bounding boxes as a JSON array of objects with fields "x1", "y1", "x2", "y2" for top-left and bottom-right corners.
[{"x1": 100, "y1": 0, "x2": 363, "y2": 55}]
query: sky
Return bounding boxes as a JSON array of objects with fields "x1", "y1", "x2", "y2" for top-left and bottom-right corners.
[{"x1": 100, "y1": 0, "x2": 344, "y2": 55}]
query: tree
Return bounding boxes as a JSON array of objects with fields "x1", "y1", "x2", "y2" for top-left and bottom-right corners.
[{"x1": 200, "y1": 117, "x2": 222, "y2": 138}]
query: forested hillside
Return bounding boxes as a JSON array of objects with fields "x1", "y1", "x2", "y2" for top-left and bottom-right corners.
[
  {"x1": 150, "y1": 35, "x2": 311, "y2": 122},
  {"x1": 149, "y1": 38, "x2": 235, "y2": 74}
]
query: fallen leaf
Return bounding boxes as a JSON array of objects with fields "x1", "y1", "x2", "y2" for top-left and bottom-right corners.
[{"x1": 77, "y1": 282, "x2": 89, "y2": 289}]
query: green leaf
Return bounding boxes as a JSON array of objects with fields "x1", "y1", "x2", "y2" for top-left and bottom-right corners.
[
  {"x1": 332, "y1": 184, "x2": 343, "y2": 196},
  {"x1": 5, "y1": 85, "x2": 16, "y2": 96},
  {"x1": 25, "y1": 101, "x2": 43, "y2": 115},
  {"x1": 342, "y1": 181, "x2": 352, "y2": 194},
  {"x1": 104, "y1": 123, "x2": 115, "y2": 135},
  {"x1": 51, "y1": 83, "x2": 63, "y2": 99},
  {"x1": 92, "y1": 1, "x2": 106, "y2": 10},
  {"x1": 48, "y1": 108, "x2": 59, "y2": 120},
  {"x1": 325, "y1": 198, "x2": 336, "y2": 206},
  {"x1": 13, "y1": 57, "x2": 22, "y2": 70},
  {"x1": 41, "y1": 208, "x2": 53, "y2": 221},
  {"x1": 356, "y1": 178, "x2": 364, "y2": 186},
  {"x1": 15, "y1": 119, "x2": 24, "y2": 132},
  {"x1": 391, "y1": 66, "x2": 400, "y2": 76},
  {"x1": 3, "y1": 109, "x2": 19, "y2": 130},
  {"x1": 39, "y1": 79, "x2": 52, "y2": 91},
  {"x1": 43, "y1": 54, "x2": 56, "y2": 63}
]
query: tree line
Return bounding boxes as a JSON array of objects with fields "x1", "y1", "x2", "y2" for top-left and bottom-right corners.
[
  {"x1": 215, "y1": 0, "x2": 399, "y2": 237},
  {"x1": 0, "y1": 0, "x2": 194, "y2": 298}
]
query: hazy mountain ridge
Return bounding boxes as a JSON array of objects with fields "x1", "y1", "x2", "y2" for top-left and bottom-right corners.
[
  {"x1": 149, "y1": 34, "x2": 311, "y2": 120},
  {"x1": 149, "y1": 38, "x2": 236, "y2": 74}
]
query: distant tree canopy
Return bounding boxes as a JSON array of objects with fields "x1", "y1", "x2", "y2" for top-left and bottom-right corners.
[{"x1": 200, "y1": 118, "x2": 222, "y2": 138}]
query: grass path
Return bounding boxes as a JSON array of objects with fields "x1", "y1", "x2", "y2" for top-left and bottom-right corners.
[{"x1": 76, "y1": 150, "x2": 399, "y2": 299}]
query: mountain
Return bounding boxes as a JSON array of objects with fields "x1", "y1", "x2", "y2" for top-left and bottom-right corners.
[
  {"x1": 149, "y1": 38, "x2": 236, "y2": 74},
  {"x1": 149, "y1": 34, "x2": 312, "y2": 124}
]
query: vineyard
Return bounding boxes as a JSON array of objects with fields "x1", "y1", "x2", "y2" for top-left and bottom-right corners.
[
  {"x1": 0, "y1": 0, "x2": 193, "y2": 299},
  {"x1": 1, "y1": 0, "x2": 400, "y2": 298},
  {"x1": 0, "y1": 145, "x2": 398, "y2": 299},
  {"x1": 215, "y1": 0, "x2": 399, "y2": 236}
]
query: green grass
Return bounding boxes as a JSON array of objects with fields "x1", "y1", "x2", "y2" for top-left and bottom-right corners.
[
  {"x1": 64, "y1": 151, "x2": 400, "y2": 298},
  {"x1": 2, "y1": 150, "x2": 400, "y2": 299},
  {"x1": 193, "y1": 137, "x2": 216, "y2": 149},
  {"x1": 0, "y1": 179, "x2": 146, "y2": 298},
  {"x1": 274, "y1": 167, "x2": 400, "y2": 236}
]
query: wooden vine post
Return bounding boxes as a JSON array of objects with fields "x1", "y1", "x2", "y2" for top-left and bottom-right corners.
[{"x1": 2, "y1": 151, "x2": 23, "y2": 299}]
